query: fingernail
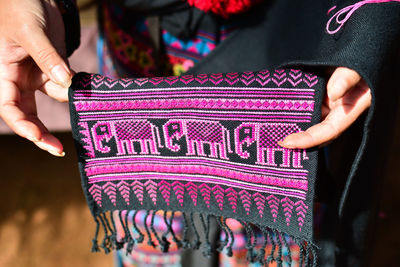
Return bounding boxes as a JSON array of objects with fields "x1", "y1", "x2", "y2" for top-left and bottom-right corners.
[
  {"x1": 34, "y1": 141, "x2": 64, "y2": 157},
  {"x1": 278, "y1": 139, "x2": 295, "y2": 149},
  {"x1": 51, "y1": 65, "x2": 71, "y2": 88},
  {"x1": 27, "y1": 136, "x2": 39, "y2": 142},
  {"x1": 48, "y1": 150, "x2": 66, "y2": 157}
]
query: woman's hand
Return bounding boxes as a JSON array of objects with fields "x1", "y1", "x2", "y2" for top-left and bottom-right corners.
[
  {"x1": 0, "y1": 0, "x2": 72, "y2": 156},
  {"x1": 278, "y1": 67, "x2": 372, "y2": 149}
]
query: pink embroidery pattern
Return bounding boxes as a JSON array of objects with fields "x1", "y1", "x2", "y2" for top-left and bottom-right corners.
[
  {"x1": 70, "y1": 69, "x2": 320, "y2": 233},
  {"x1": 78, "y1": 70, "x2": 318, "y2": 88},
  {"x1": 87, "y1": 179, "x2": 309, "y2": 228},
  {"x1": 326, "y1": 0, "x2": 400, "y2": 34}
]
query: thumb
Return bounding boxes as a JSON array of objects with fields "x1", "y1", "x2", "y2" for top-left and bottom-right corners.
[
  {"x1": 327, "y1": 67, "x2": 361, "y2": 101},
  {"x1": 18, "y1": 25, "x2": 72, "y2": 88}
]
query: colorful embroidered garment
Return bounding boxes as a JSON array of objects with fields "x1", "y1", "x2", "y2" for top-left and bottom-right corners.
[{"x1": 68, "y1": 69, "x2": 324, "y2": 266}]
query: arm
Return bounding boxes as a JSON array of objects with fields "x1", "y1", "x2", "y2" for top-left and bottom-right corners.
[
  {"x1": 279, "y1": 0, "x2": 400, "y2": 149},
  {"x1": 0, "y1": 0, "x2": 80, "y2": 156}
]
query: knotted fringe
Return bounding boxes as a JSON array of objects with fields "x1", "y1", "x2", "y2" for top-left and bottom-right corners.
[{"x1": 91, "y1": 210, "x2": 318, "y2": 266}]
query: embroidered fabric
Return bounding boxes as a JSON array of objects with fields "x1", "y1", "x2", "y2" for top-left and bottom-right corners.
[
  {"x1": 326, "y1": 0, "x2": 400, "y2": 34},
  {"x1": 68, "y1": 69, "x2": 325, "y2": 265}
]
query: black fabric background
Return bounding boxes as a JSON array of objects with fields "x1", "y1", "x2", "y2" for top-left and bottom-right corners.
[{"x1": 62, "y1": 0, "x2": 400, "y2": 266}]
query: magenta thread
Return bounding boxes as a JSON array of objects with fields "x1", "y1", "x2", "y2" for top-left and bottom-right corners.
[{"x1": 326, "y1": 0, "x2": 400, "y2": 34}]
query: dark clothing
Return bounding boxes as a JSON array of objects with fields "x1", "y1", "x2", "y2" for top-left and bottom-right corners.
[{"x1": 60, "y1": 0, "x2": 400, "y2": 265}]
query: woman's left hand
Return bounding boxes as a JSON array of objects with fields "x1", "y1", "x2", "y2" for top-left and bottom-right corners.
[{"x1": 278, "y1": 67, "x2": 372, "y2": 149}]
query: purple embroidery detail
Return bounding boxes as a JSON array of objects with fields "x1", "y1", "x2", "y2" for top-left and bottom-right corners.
[
  {"x1": 267, "y1": 195, "x2": 279, "y2": 223},
  {"x1": 71, "y1": 69, "x2": 317, "y2": 233},
  {"x1": 253, "y1": 192, "x2": 266, "y2": 218},
  {"x1": 295, "y1": 200, "x2": 308, "y2": 231},
  {"x1": 102, "y1": 182, "x2": 117, "y2": 206},
  {"x1": 226, "y1": 187, "x2": 238, "y2": 213},
  {"x1": 239, "y1": 190, "x2": 251, "y2": 215},
  {"x1": 82, "y1": 71, "x2": 319, "y2": 88},
  {"x1": 180, "y1": 74, "x2": 194, "y2": 84},
  {"x1": 212, "y1": 185, "x2": 224, "y2": 210},
  {"x1": 172, "y1": 181, "x2": 185, "y2": 206},
  {"x1": 134, "y1": 78, "x2": 148, "y2": 86},
  {"x1": 235, "y1": 122, "x2": 308, "y2": 168},
  {"x1": 105, "y1": 77, "x2": 118, "y2": 87},
  {"x1": 149, "y1": 77, "x2": 163, "y2": 85},
  {"x1": 117, "y1": 181, "x2": 131, "y2": 205},
  {"x1": 119, "y1": 78, "x2": 133, "y2": 88},
  {"x1": 195, "y1": 73, "x2": 209, "y2": 84},
  {"x1": 91, "y1": 119, "x2": 163, "y2": 155},
  {"x1": 91, "y1": 121, "x2": 113, "y2": 154},
  {"x1": 159, "y1": 180, "x2": 171, "y2": 206},
  {"x1": 272, "y1": 69, "x2": 287, "y2": 86},
  {"x1": 281, "y1": 196, "x2": 295, "y2": 226},
  {"x1": 240, "y1": 72, "x2": 255, "y2": 86},
  {"x1": 75, "y1": 99, "x2": 315, "y2": 112},
  {"x1": 89, "y1": 184, "x2": 102, "y2": 207},
  {"x1": 327, "y1": 5, "x2": 337, "y2": 15},
  {"x1": 164, "y1": 76, "x2": 179, "y2": 85},
  {"x1": 163, "y1": 119, "x2": 232, "y2": 159},
  {"x1": 326, "y1": 0, "x2": 400, "y2": 35},
  {"x1": 288, "y1": 69, "x2": 303, "y2": 86},
  {"x1": 225, "y1": 72, "x2": 239, "y2": 85},
  {"x1": 131, "y1": 180, "x2": 144, "y2": 204},
  {"x1": 78, "y1": 122, "x2": 95, "y2": 158},
  {"x1": 303, "y1": 74, "x2": 318, "y2": 87},
  {"x1": 255, "y1": 70, "x2": 271, "y2": 86},
  {"x1": 89, "y1": 175, "x2": 307, "y2": 199},
  {"x1": 86, "y1": 157, "x2": 309, "y2": 178},
  {"x1": 186, "y1": 182, "x2": 198, "y2": 206},
  {"x1": 199, "y1": 184, "x2": 211, "y2": 209},
  {"x1": 209, "y1": 73, "x2": 223, "y2": 85},
  {"x1": 144, "y1": 180, "x2": 157, "y2": 205},
  {"x1": 86, "y1": 179, "x2": 308, "y2": 230}
]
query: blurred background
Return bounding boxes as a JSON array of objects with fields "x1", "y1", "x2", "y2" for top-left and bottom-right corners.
[{"x1": 0, "y1": 1, "x2": 399, "y2": 266}]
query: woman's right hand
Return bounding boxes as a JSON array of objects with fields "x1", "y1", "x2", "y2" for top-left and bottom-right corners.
[{"x1": 0, "y1": 0, "x2": 72, "y2": 156}]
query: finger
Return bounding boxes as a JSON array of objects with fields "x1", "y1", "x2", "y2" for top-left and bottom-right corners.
[
  {"x1": 39, "y1": 79, "x2": 69, "y2": 102},
  {"x1": 0, "y1": 80, "x2": 65, "y2": 156},
  {"x1": 16, "y1": 23, "x2": 72, "y2": 88},
  {"x1": 327, "y1": 67, "x2": 361, "y2": 101},
  {"x1": 279, "y1": 85, "x2": 372, "y2": 149}
]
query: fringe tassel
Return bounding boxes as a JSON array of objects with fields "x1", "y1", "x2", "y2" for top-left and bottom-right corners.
[
  {"x1": 215, "y1": 216, "x2": 228, "y2": 252},
  {"x1": 166, "y1": 211, "x2": 182, "y2": 249},
  {"x1": 91, "y1": 210, "x2": 318, "y2": 266},
  {"x1": 160, "y1": 211, "x2": 172, "y2": 252},
  {"x1": 110, "y1": 212, "x2": 124, "y2": 250},
  {"x1": 181, "y1": 213, "x2": 190, "y2": 249},
  {"x1": 124, "y1": 211, "x2": 135, "y2": 254},
  {"x1": 239, "y1": 220, "x2": 257, "y2": 263},
  {"x1": 311, "y1": 242, "x2": 318, "y2": 266},
  {"x1": 199, "y1": 214, "x2": 212, "y2": 258},
  {"x1": 266, "y1": 228, "x2": 276, "y2": 264},
  {"x1": 190, "y1": 212, "x2": 201, "y2": 249},
  {"x1": 98, "y1": 214, "x2": 111, "y2": 254},
  {"x1": 150, "y1": 210, "x2": 166, "y2": 252},
  {"x1": 223, "y1": 217, "x2": 234, "y2": 257},
  {"x1": 132, "y1": 210, "x2": 144, "y2": 243},
  {"x1": 91, "y1": 216, "x2": 101, "y2": 252},
  {"x1": 275, "y1": 230, "x2": 283, "y2": 267},
  {"x1": 282, "y1": 232, "x2": 292, "y2": 266},
  {"x1": 257, "y1": 227, "x2": 268, "y2": 264},
  {"x1": 144, "y1": 210, "x2": 156, "y2": 247}
]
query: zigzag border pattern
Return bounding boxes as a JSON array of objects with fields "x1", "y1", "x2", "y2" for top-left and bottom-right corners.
[
  {"x1": 77, "y1": 69, "x2": 318, "y2": 89},
  {"x1": 89, "y1": 180, "x2": 308, "y2": 230}
]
